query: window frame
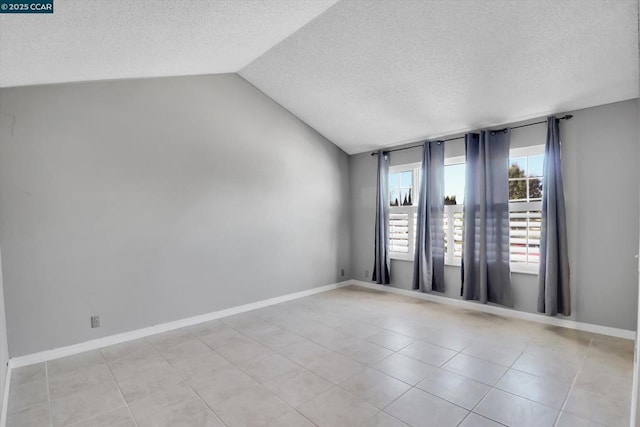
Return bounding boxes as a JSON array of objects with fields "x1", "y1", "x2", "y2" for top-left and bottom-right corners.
[
  {"x1": 508, "y1": 144, "x2": 545, "y2": 275},
  {"x1": 443, "y1": 155, "x2": 465, "y2": 266},
  {"x1": 388, "y1": 162, "x2": 421, "y2": 261}
]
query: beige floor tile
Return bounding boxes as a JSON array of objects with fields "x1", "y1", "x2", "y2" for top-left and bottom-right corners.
[
  {"x1": 300, "y1": 348, "x2": 366, "y2": 384},
  {"x1": 106, "y1": 345, "x2": 165, "y2": 372},
  {"x1": 47, "y1": 350, "x2": 104, "y2": 378},
  {"x1": 416, "y1": 369, "x2": 490, "y2": 410},
  {"x1": 360, "y1": 411, "x2": 408, "y2": 426},
  {"x1": 70, "y1": 406, "x2": 135, "y2": 427},
  {"x1": 204, "y1": 333, "x2": 268, "y2": 363},
  {"x1": 227, "y1": 319, "x2": 280, "y2": 338},
  {"x1": 374, "y1": 353, "x2": 437, "y2": 385},
  {"x1": 555, "y1": 411, "x2": 605, "y2": 427},
  {"x1": 495, "y1": 368, "x2": 571, "y2": 409},
  {"x1": 528, "y1": 330, "x2": 591, "y2": 358},
  {"x1": 458, "y1": 412, "x2": 504, "y2": 427},
  {"x1": 385, "y1": 387, "x2": 468, "y2": 427},
  {"x1": 523, "y1": 344, "x2": 585, "y2": 366},
  {"x1": 461, "y1": 340, "x2": 526, "y2": 367},
  {"x1": 236, "y1": 351, "x2": 299, "y2": 383},
  {"x1": 338, "y1": 340, "x2": 394, "y2": 365},
  {"x1": 474, "y1": 389, "x2": 558, "y2": 427},
  {"x1": 338, "y1": 367, "x2": 411, "y2": 409},
  {"x1": 100, "y1": 339, "x2": 156, "y2": 363},
  {"x1": 298, "y1": 386, "x2": 378, "y2": 427},
  {"x1": 386, "y1": 321, "x2": 433, "y2": 340},
  {"x1": 48, "y1": 363, "x2": 115, "y2": 400},
  {"x1": 442, "y1": 353, "x2": 507, "y2": 386},
  {"x1": 6, "y1": 402, "x2": 51, "y2": 427},
  {"x1": 110, "y1": 356, "x2": 183, "y2": 403},
  {"x1": 418, "y1": 330, "x2": 475, "y2": 352},
  {"x1": 191, "y1": 365, "x2": 259, "y2": 406},
  {"x1": 132, "y1": 393, "x2": 223, "y2": 427},
  {"x1": 8, "y1": 378, "x2": 48, "y2": 414},
  {"x1": 211, "y1": 384, "x2": 291, "y2": 427},
  {"x1": 573, "y1": 366, "x2": 632, "y2": 403},
  {"x1": 247, "y1": 326, "x2": 306, "y2": 349},
  {"x1": 365, "y1": 330, "x2": 415, "y2": 351},
  {"x1": 146, "y1": 327, "x2": 195, "y2": 351},
  {"x1": 263, "y1": 366, "x2": 333, "y2": 408},
  {"x1": 156, "y1": 338, "x2": 214, "y2": 364},
  {"x1": 588, "y1": 337, "x2": 633, "y2": 358},
  {"x1": 511, "y1": 351, "x2": 581, "y2": 384},
  {"x1": 169, "y1": 350, "x2": 231, "y2": 382},
  {"x1": 399, "y1": 341, "x2": 458, "y2": 367},
  {"x1": 563, "y1": 386, "x2": 630, "y2": 427},
  {"x1": 10, "y1": 364, "x2": 45, "y2": 387},
  {"x1": 127, "y1": 381, "x2": 194, "y2": 411},
  {"x1": 581, "y1": 355, "x2": 633, "y2": 380},
  {"x1": 266, "y1": 411, "x2": 316, "y2": 427},
  {"x1": 222, "y1": 312, "x2": 277, "y2": 333},
  {"x1": 128, "y1": 382, "x2": 223, "y2": 426},
  {"x1": 51, "y1": 382, "x2": 125, "y2": 427},
  {"x1": 186, "y1": 320, "x2": 235, "y2": 338},
  {"x1": 334, "y1": 321, "x2": 382, "y2": 339},
  {"x1": 278, "y1": 339, "x2": 333, "y2": 365}
]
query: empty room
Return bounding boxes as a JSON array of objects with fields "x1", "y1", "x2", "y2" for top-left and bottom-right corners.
[{"x1": 0, "y1": 0, "x2": 639, "y2": 426}]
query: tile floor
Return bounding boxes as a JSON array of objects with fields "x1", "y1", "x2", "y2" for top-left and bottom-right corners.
[{"x1": 6, "y1": 286, "x2": 634, "y2": 427}]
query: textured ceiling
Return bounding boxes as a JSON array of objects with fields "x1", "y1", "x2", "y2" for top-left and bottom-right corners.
[
  {"x1": 1, "y1": 1, "x2": 637, "y2": 154},
  {"x1": 0, "y1": 0, "x2": 338, "y2": 87},
  {"x1": 241, "y1": 0, "x2": 639, "y2": 154}
]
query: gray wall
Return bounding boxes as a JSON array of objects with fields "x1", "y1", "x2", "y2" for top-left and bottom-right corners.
[
  {"x1": 350, "y1": 99, "x2": 639, "y2": 331},
  {"x1": 0, "y1": 74, "x2": 351, "y2": 357}
]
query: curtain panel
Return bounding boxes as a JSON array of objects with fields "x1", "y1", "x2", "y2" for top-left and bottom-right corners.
[
  {"x1": 372, "y1": 150, "x2": 391, "y2": 284},
  {"x1": 461, "y1": 130, "x2": 513, "y2": 307},
  {"x1": 538, "y1": 116, "x2": 571, "y2": 316},
  {"x1": 412, "y1": 141, "x2": 445, "y2": 292}
]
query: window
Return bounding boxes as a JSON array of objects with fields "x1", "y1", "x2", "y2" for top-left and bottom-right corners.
[
  {"x1": 388, "y1": 163, "x2": 420, "y2": 260},
  {"x1": 444, "y1": 157, "x2": 465, "y2": 265},
  {"x1": 387, "y1": 145, "x2": 544, "y2": 273},
  {"x1": 508, "y1": 145, "x2": 544, "y2": 273}
]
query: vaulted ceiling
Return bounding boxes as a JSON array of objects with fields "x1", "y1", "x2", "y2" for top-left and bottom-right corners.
[{"x1": 1, "y1": 0, "x2": 638, "y2": 154}]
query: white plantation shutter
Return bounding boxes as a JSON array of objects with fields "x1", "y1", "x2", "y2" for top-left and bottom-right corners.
[
  {"x1": 389, "y1": 211, "x2": 409, "y2": 253},
  {"x1": 444, "y1": 205, "x2": 464, "y2": 264},
  {"x1": 509, "y1": 201, "x2": 542, "y2": 267},
  {"x1": 388, "y1": 207, "x2": 417, "y2": 259}
]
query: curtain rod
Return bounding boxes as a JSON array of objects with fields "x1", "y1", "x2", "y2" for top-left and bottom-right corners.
[{"x1": 370, "y1": 115, "x2": 573, "y2": 156}]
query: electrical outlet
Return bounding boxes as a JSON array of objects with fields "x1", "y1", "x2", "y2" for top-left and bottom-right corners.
[
  {"x1": 91, "y1": 315, "x2": 100, "y2": 328},
  {"x1": 341, "y1": 269, "x2": 345, "y2": 277},
  {"x1": 365, "y1": 270, "x2": 369, "y2": 278}
]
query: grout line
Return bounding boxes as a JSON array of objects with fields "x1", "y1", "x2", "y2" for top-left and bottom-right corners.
[
  {"x1": 97, "y1": 351, "x2": 139, "y2": 427},
  {"x1": 552, "y1": 338, "x2": 591, "y2": 426}
]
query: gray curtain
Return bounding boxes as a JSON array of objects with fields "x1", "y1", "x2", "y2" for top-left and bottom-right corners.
[
  {"x1": 413, "y1": 141, "x2": 445, "y2": 292},
  {"x1": 372, "y1": 150, "x2": 390, "y2": 284},
  {"x1": 462, "y1": 130, "x2": 513, "y2": 307},
  {"x1": 538, "y1": 116, "x2": 571, "y2": 315}
]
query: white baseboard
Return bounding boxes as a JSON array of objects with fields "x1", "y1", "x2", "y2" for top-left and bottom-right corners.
[
  {"x1": 350, "y1": 280, "x2": 636, "y2": 341},
  {"x1": 9, "y1": 280, "x2": 351, "y2": 369}
]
